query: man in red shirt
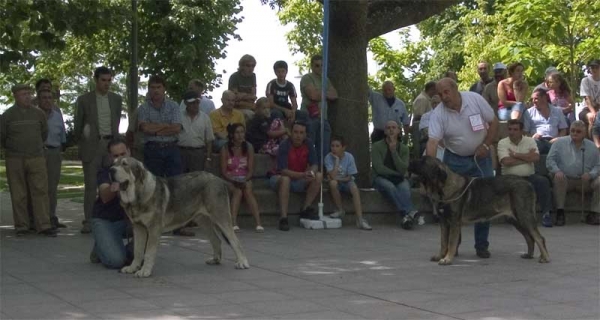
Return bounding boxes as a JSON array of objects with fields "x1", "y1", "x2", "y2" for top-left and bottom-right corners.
[{"x1": 269, "y1": 121, "x2": 322, "y2": 231}]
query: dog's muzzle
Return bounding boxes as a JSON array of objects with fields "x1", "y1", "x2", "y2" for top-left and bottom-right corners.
[{"x1": 119, "y1": 180, "x2": 129, "y2": 191}]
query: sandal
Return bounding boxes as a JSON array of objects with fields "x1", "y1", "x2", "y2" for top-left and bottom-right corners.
[
  {"x1": 233, "y1": 225, "x2": 240, "y2": 233},
  {"x1": 255, "y1": 225, "x2": 264, "y2": 233}
]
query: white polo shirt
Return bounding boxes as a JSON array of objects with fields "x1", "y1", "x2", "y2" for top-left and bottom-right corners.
[
  {"x1": 178, "y1": 110, "x2": 215, "y2": 148},
  {"x1": 428, "y1": 92, "x2": 496, "y2": 156},
  {"x1": 497, "y1": 136, "x2": 537, "y2": 176}
]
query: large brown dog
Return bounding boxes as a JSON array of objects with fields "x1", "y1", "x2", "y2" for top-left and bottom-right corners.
[
  {"x1": 110, "y1": 157, "x2": 249, "y2": 277},
  {"x1": 409, "y1": 156, "x2": 550, "y2": 265}
]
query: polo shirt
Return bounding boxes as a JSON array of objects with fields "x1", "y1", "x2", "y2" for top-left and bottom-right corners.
[
  {"x1": 178, "y1": 110, "x2": 214, "y2": 148},
  {"x1": 209, "y1": 108, "x2": 245, "y2": 136},
  {"x1": 276, "y1": 139, "x2": 317, "y2": 174},
  {"x1": 527, "y1": 105, "x2": 568, "y2": 138},
  {"x1": 138, "y1": 98, "x2": 181, "y2": 143},
  {"x1": 428, "y1": 92, "x2": 495, "y2": 156},
  {"x1": 497, "y1": 136, "x2": 537, "y2": 176}
]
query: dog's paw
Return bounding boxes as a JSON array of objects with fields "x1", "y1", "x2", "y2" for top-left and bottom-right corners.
[
  {"x1": 438, "y1": 258, "x2": 453, "y2": 265},
  {"x1": 121, "y1": 265, "x2": 140, "y2": 274},
  {"x1": 234, "y1": 259, "x2": 250, "y2": 269},
  {"x1": 134, "y1": 267, "x2": 152, "y2": 278},
  {"x1": 430, "y1": 255, "x2": 441, "y2": 262},
  {"x1": 520, "y1": 253, "x2": 533, "y2": 259},
  {"x1": 538, "y1": 256, "x2": 550, "y2": 263},
  {"x1": 205, "y1": 258, "x2": 221, "y2": 265}
]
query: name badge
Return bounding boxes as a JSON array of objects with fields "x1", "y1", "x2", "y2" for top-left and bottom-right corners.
[{"x1": 469, "y1": 114, "x2": 485, "y2": 131}]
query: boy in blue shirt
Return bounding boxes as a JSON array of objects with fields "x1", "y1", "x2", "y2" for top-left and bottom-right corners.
[{"x1": 325, "y1": 136, "x2": 372, "y2": 230}]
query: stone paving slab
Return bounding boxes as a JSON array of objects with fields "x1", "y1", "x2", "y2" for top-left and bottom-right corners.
[{"x1": 1, "y1": 194, "x2": 599, "y2": 320}]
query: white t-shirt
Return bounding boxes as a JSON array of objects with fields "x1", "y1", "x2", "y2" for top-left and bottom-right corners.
[
  {"x1": 580, "y1": 76, "x2": 600, "y2": 106},
  {"x1": 428, "y1": 92, "x2": 495, "y2": 156}
]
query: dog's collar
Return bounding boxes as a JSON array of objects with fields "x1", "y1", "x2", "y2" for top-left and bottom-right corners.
[{"x1": 440, "y1": 176, "x2": 478, "y2": 203}]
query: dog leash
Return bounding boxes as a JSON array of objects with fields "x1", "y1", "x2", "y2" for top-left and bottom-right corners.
[{"x1": 442, "y1": 177, "x2": 478, "y2": 203}]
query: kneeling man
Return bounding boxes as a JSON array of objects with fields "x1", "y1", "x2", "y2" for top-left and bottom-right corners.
[
  {"x1": 90, "y1": 138, "x2": 132, "y2": 268},
  {"x1": 270, "y1": 121, "x2": 322, "y2": 231}
]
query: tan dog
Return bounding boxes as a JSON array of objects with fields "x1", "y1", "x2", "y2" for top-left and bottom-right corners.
[{"x1": 110, "y1": 157, "x2": 249, "y2": 277}]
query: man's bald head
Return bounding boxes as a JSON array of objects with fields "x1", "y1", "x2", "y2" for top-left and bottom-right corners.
[
  {"x1": 436, "y1": 78, "x2": 460, "y2": 109},
  {"x1": 436, "y1": 78, "x2": 458, "y2": 92}
]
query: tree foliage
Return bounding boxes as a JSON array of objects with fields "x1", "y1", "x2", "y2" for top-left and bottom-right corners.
[{"x1": 1, "y1": 0, "x2": 243, "y2": 114}]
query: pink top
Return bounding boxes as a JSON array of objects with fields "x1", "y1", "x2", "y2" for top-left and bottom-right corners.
[
  {"x1": 226, "y1": 152, "x2": 249, "y2": 178},
  {"x1": 498, "y1": 81, "x2": 516, "y2": 109}
]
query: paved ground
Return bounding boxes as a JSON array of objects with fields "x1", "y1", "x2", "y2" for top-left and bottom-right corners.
[{"x1": 1, "y1": 193, "x2": 599, "y2": 320}]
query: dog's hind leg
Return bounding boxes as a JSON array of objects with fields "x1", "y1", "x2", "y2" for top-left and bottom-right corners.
[
  {"x1": 509, "y1": 220, "x2": 535, "y2": 259},
  {"x1": 201, "y1": 220, "x2": 222, "y2": 265},
  {"x1": 214, "y1": 221, "x2": 249, "y2": 269},
  {"x1": 121, "y1": 224, "x2": 148, "y2": 274},
  {"x1": 432, "y1": 218, "x2": 449, "y2": 262},
  {"x1": 134, "y1": 225, "x2": 162, "y2": 277},
  {"x1": 527, "y1": 226, "x2": 550, "y2": 263}
]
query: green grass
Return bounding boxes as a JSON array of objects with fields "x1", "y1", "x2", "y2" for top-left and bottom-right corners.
[{"x1": 0, "y1": 160, "x2": 85, "y2": 200}]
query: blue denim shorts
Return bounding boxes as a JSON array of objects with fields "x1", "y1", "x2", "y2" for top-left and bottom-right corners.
[
  {"x1": 335, "y1": 180, "x2": 355, "y2": 194},
  {"x1": 269, "y1": 175, "x2": 307, "y2": 193}
]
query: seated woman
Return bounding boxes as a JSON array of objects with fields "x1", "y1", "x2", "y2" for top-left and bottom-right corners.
[
  {"x1": 371, "y1": 120, "x2": 422, "y2": 230},
  {"x1": 497, "y1": 62, "x2": 526, "y2": 120},
  {"x1": 220, "y1": 123, "x2": 263, "y2": 232},
  {"x1": 547, "y1": 73, "x2": 575, "y2": 125}
]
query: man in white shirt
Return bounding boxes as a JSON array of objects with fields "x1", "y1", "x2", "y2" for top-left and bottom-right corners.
[
  {"x1": 497, "y1": 119, "x2": 553, "y2": 227},
  {"x1": 179, "y1": 91, "x2": 214, "y2": 173},
  {"x1": 179, "y1": 79, "x2": 216, "y2": 115}
]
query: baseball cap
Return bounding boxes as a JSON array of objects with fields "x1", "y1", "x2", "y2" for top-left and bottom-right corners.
[
  {"x1": 183, "y1": 91, "x2": 200, "y2": 103},
  {"x1": 544, "y1": 66, "x2": 558, "y2": 75},
  {"x1": 493, "y1": 62, "x2": 506, "y2": 70},
  {"x1": 588, "y1": 59, "x2": 600, "y2": 67}
]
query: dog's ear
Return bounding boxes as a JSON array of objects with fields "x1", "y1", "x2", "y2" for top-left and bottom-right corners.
[{"x1": 131, "y1": 161, "x2": 147, "y2": 183}]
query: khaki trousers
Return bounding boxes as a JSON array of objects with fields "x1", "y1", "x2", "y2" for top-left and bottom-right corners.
[
  {"x1": 6, "y1": 156, "x2": 51, "y2": 231},
  {"x1": 82, "y1": 139, "x2": 109, "y2": 227},
  {"x1": 552, "y1": 175, "x2": 600, "y2": 213},
  {"x1": 44, "y1": 147, "x2": 62, "y2": 217}
]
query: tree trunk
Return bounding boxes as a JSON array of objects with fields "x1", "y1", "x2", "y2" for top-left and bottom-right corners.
[{"x1": 328, "y1": 0, "x2": 370, "y2": 187}]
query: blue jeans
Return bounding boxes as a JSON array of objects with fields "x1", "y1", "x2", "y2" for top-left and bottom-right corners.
[
  {"x1": 373, "y1": 177, "x2": 414, "y2": 214},
  {"x1": 91, "y1": 218, "x2": 128, "y2": 269},
  {"x1": 525, "y1": 174, "x2": 552, "y2": 214},
  {"x1": 443, "y1": 150, "x2": 493, "y2": 251},
  {"x1": 143, "y1": 143, "x2": 182, "y2": 177},
  {"x1": 298, "y1": 112, "x2": 331, "y2": 162},
  {"x1": 213, "y1": 138, "x2": 228, "y2": 152},
  {"x1": 535, "y1": 138, "x2": 552, "y2": 155}
]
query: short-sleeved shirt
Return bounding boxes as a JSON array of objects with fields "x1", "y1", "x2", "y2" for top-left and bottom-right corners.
[
  {"x1": 580, "y1": 76, "x2": 600, "y2": 108},
  {"x1": 324, "y1": 151, "x2": 357, "y2": 180},
  {"x1": 209, "y1": 108, "x2": 245, "y2": 136},
  {"x1": 228, "y1": 71, "x2": 257, "y2": 94},
  {"x1": 527, "y1": 106, "x2": 568, "y2": 138},
  {"x1": 276, "y1": 139, "x2": 317, "y2": 174},
  {"x1": 138, "y1": 98, "x2": 182, "y2": 143},
  {"x1": 93, "y1": 167, "x2": 127, "y2": 222},
  {"x1": 412, "y1": 92, "x2": 432, "y2": 119},
  {"x1": 266, "y1": 79, "x2": 297, "y2": 109},
  {"x1": 179, "y1": 97, "x2": 216, "y2": 115},
  {"x1": 245, "y1": 115, "x2": 270, "y2": 151},
  {"x1": 368, "y1": 89, "x2": 410, "y2": 130},
  {"x1": 45, "y1": 108, "x2": 67, "y2": 148},
  {"x1": 428, "y1": 92, "x2": 496, "y2": 156},
  {"x1": 178, "y1": 110, "x2": 214, "y2": 148},
  {"x1": 300, "y1": 72, "x2": 333, "y2": 120},
  {"x1": 419, "y1": 111, "x2": 432, "y2": 131},
  {"x1": 497, "y1": 136, "x2": 538, "y2": 176}
]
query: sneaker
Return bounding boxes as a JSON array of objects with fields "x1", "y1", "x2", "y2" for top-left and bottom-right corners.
[
  {"x1": 51, "y1": 217, "x2": 67, "y2": 229},
  {"x1": 299, "y1": 207, "x2": 320, "y2": 220},
  {"x1": 278, "y1": 217, "x2": 290, "y2": 231},
  {"x1": 39, "y1": 228, "x2": 57, "y2": 238},
  {"x1": 233, "y1": 225, "x2": 240, "y2": 233},
  {"x1": 80, "y1": 224, "x2": 92, "y2": 234},
  {"x1": 476, "y1": 248, "x2": 491, "y2": 259},
  {"x1": 356, "y1": 218, "x2": 372, "y2": 230},
  {"x1": 417, "y1": 216, "x2": 425, "y2": 226},
  {"x1": 541, "y1": 213, "x2": 553, "y2": 228},
  {"x1": 255, "y1": 225, "x2": 265, "y2": 233},
  {"x1": 400, "y1": 215, "x2": 414, "y2": 230},
  {"x1": 330, "y1": 209, "x2": 345, "y2": 219},
  {"x1": 555, "y1": 209, "x2": 565, "y2": 226}
]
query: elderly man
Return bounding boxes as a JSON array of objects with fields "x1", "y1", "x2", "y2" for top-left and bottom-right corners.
[
  {"x1": 426, "y1": 78, "x2": 499, "y2": 258},
  {"x1": 300, "y1": 54, "x2": 338, "y2": 160},
  {"x1": 179, "y1": 79, "x2": 216, "y2": 115},
  {"x1": 270, "y1": 121, "x2": 322, "y2": 231},
  {"x1": 412, "y1": 81, "x2": 437, "y2": 122},
  {"x1": 469, "y1": 61, "x2": 493, "y2": 95},
  {"x1": 498, "y1": 119, "x2": 553, "y2": 227},
  {"x1": 74, "y1": 66, "x2": 122, "y2": 234},
  {"x1": 178, "y1": 91, "x2": 214, "y2": 173},
  {"x1": 525, "y1": 88, "x2": 568, "y2": 154},
  {"x1": 209, "y1": 90, "x2": 245, "y2": 151},
  {"x1": 368, "y1": 81, "x2": 410, "y2": 143},
  {"x1": 38, "y1": 88, "x2": 67, "y2": 229},
  {"x1": 547, "y1": 121, "x2": 600, "y2": 225},
  {"x1": 1, "y1": 85, "x2": 56, "y2": 237},
  {"x1": 482, "y1": 63, "x2": 507, "y2": 114}
]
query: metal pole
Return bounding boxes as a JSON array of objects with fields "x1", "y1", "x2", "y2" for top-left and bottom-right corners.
[
  {"x1": 318, "y1": 0, "x2": 330, "y2": 219},
  {"x1": 129, "y1": 0, "x2": 138, "y2": 115}
]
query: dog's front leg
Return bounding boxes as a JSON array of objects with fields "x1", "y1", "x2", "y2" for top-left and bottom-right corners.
[
  {"x1": 134, "y1": 225, "x2": 162, "y2": 278},
  {"x1": 432, "y1": 217, "x2": 449, "y2": 262},
  {"x1": 121, "y1": 224, "x2": 147, "y2": 274},
  {"x1": 440, "y1": 222, "x2": 461, "y2": 265}
]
